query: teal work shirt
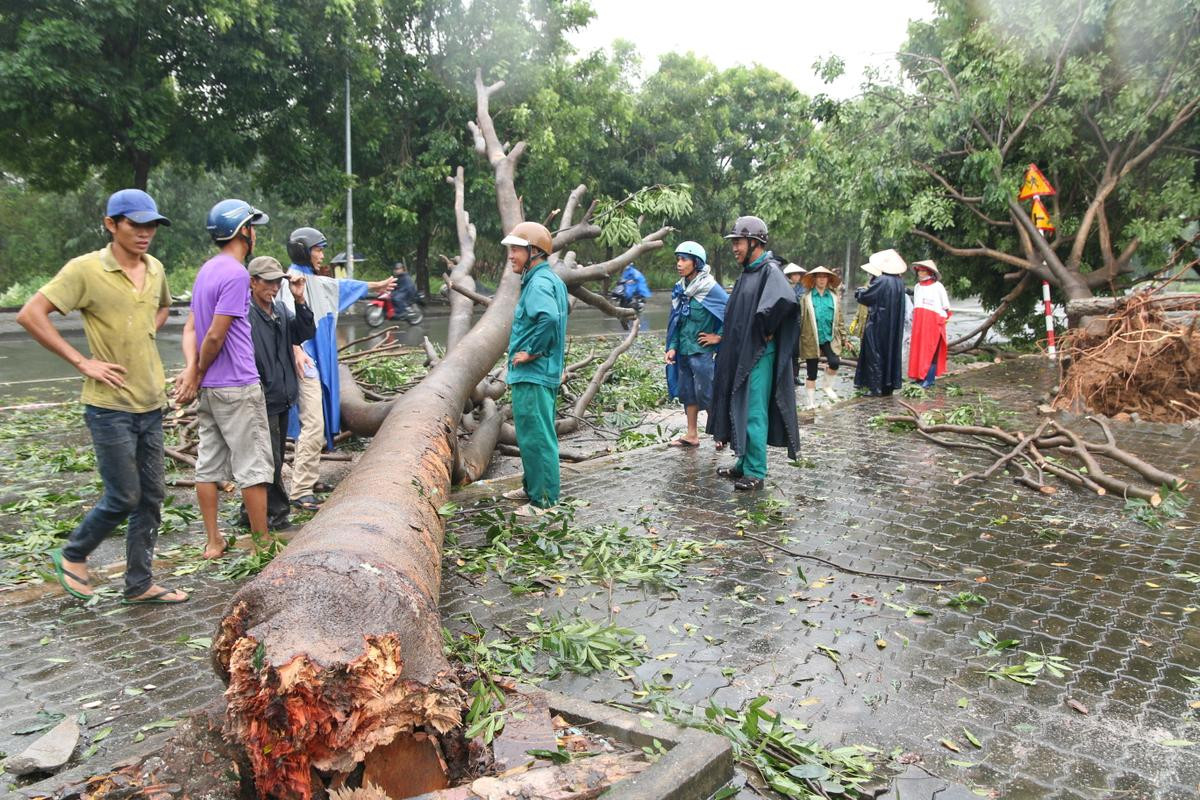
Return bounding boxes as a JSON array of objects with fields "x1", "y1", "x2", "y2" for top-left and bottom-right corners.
[
  {"x1": 669, "y1": 298, "x2": 720, "y2": 356},
  {"x1": 507, "y1": 261, "x2": 569, "y2": 387},
  {"x1": 811, "y1": 288, "x2": 835, "y2": 344}
]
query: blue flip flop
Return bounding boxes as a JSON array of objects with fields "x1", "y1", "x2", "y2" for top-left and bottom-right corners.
[{"x1": 49, "y1": 548, "x2": 92, "y2": 601}]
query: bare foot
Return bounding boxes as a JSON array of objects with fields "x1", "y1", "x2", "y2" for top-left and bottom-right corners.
[
  {"x1": 60, "y1": 557, "x2": 93, "y2": 597},
  {"x1": 203, "y1": 540, "x2": 228, "y2": 559}
]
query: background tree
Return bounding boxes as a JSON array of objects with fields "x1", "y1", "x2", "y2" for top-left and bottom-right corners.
[
  {"x1": 627, "y1": 54, "x2": 808, "y2": 281},
  {"x1": 0, "y1": 0, "x2": 376, "y2": 190},
  {"x1": 757, "y1": 0, "x2": 1200, "y2": 328}
]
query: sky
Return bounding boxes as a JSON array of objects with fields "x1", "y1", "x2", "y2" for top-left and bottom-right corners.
[{"x1": 567, "y1": 0, "x2": 936, "y2": 98}]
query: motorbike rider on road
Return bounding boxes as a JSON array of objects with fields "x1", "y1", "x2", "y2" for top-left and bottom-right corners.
[
  {"x1": 389, "y1": 262, "x2": 418, "y2": 317},
  {"x1": 616, "y1": 263, "x2": 652, "y2": 304}
]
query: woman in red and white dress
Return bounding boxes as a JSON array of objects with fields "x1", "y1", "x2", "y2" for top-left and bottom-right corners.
[{"x1": 908, "y1": 260, "x2": 951, "y2": 388}]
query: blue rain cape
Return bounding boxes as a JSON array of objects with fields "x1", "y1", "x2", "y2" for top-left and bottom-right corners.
[
  {"x1": 280, "y1": 264, "x2": 370, "y2": 448},
  {"x1": 664, "y1": 269, "x2": 728, "y2": 399},
  {"x1": 618, "y1": 265, "x2": 652, "y2": 300}
]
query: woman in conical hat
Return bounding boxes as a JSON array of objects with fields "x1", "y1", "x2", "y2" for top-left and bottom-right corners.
[
  {"x1": 908, "y1": 260, "x2": 951, "y2": 388},
  {"x1": 797, "y1": 266, "x2": 844, "y2": 409},
  {"x1": 853, "y1": 249, "x2": 908, "y2": 396}
]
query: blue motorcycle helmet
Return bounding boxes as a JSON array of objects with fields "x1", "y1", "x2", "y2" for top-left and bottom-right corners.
[
  {"x1": 674, "y1": 240, "x2": 707, "y2": 269},
  {"x1": 205, "y1": 199, "x2": 269, "y2": 243}
]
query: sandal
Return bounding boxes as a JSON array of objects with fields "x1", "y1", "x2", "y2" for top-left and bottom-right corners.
[
  {"x1": 292, "y1": 496, "x2": 322, "y2": 512},
  {"x1": 668, "y1": 438, "x2": 699, "y2": 448},
  {"x1": 49, "y1": 548, "x2": 92, "y2": 600},
  {"x1": 122, "y1": 587, "x2": 188, "y2": 605}
]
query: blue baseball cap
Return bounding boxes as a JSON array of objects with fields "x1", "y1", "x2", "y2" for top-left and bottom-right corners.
[{"x1": 105, "y1": 189, "x2": 171, "y2": 226}]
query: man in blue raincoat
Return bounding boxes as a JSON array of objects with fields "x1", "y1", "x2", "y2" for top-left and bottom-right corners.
[
  {"x1": 665, "y1": 240, "x2": 727, "y2": 448},
  {"x1": 707, "y1": 215, "x2": 800, "y2": 491},
  {"x1": 617, "y1": 263, "x2": 652, "y2": 302},
  {"x1": 499, "y1": 222, "x2": 568, "y2": 517},
  {"x1": 280, "y1": 227, "x2": 394, "y2": 511}
]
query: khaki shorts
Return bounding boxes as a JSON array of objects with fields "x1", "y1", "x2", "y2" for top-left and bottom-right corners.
[{"x1": 195, "y1": 384, "x2": 275, "y2": 488}]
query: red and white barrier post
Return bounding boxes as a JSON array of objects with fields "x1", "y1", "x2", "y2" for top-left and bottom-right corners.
[{"x1": 1041, "y1": 278, "x2": 1056, "y2": 359}]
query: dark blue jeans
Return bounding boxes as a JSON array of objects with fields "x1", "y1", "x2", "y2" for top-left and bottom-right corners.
[
  {"x1": 63, "y1": 406, "x2": 165, "y2": 597},
  {"x1": 921, "y1": 341, "x2": 945, "y2": 388}
]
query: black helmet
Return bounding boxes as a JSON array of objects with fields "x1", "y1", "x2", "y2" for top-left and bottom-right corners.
[
  {"x1": 723, "y1": 215, "x2": 768, "y2": 244},
  {"x1": 286, "y1": 227, "x2": 327, "y2": 266}
]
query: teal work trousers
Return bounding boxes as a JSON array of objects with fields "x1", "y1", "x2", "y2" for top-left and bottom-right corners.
[
  {"x1": 735, "y1": 339, "x2": 776, "y2": 480},
  {"x1": 511, "y1": 381, "x2": 560, "y2": 507}
]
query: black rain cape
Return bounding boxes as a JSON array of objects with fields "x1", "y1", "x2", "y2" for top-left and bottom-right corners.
[
  {"x1": 853, "y1": 274, "x2": 907, "y2": 394},
  {"x1": 707, "y1": 251, "x2": 800, "y2": 459}
]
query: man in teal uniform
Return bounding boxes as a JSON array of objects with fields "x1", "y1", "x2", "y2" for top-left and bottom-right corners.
[{"x1": 500, "y1": 222, "x2": 568, "y2": 516}]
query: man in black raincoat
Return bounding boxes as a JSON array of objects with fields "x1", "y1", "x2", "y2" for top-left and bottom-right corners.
[
  {"x1": 707, "y1": 215, "x2": 800, "y2": 490},
  {"x1": 853, "y1": 248, "x2": 908, "y2": 396}
]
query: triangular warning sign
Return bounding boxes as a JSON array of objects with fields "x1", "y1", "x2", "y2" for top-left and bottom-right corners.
[
  {"x1": 1030, "y1": 197, "x2": 1055, "y2": 232},
  {"x1": 1018, "y1": 163, "x2": 1056, "y2": 201}
]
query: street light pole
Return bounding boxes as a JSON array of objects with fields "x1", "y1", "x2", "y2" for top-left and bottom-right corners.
[{"x1": 344, "y1": 69, "x2": 354, "y2": 280}]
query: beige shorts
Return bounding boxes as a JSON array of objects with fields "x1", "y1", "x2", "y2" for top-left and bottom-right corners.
[{"x1": 195, "y1": 384, "x2": 275, "y2": 488}]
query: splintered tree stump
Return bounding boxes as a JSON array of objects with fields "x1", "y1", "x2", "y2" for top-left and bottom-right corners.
[{"x1": 361, "y1": 732, "x2": 451, "y2": 797}]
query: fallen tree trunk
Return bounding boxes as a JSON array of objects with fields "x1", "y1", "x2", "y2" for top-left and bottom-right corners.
[
  {"x1": 212, "y1": 267, "x2": 523, "y2": 797},
  {"x1": 212, "y1": 69, "x2": 672, "y2": 799},
  {"x1": 339, "y1": 363, "x2": 394, "y2": 436},
  {"x1": 210, "y1": 71, "x2": 530, "y2": 800},
  {"x1": 1064, "y1": 292, "x2": 1200, "y2": 318}
]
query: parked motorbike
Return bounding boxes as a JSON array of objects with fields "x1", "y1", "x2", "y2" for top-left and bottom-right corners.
[{"x1": 365, "y1": 291, "x2": 426, "y2": 327}]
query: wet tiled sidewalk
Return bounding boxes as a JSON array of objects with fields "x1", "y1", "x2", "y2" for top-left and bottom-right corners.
[
  {"x1": 1, "y1": 357, "x2": 1198, "y2": 799},
  {"x1": 443, "y1": 358, "x2": 1200, "y2": 799}
]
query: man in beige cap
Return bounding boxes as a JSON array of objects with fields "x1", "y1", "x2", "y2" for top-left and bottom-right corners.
[
  {"x1": 853, "y1": 249, "x2": 908, "y2": 397},
  {"x1": 243, "y1": 257, "x2": 314, "y2": 530}
]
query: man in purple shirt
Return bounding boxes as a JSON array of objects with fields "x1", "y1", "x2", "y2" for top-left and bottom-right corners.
[{"x1": 175, "y1": 199, "x2": 275, "y2": 558}]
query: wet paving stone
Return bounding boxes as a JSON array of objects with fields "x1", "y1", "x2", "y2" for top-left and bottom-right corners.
[
  {"x1": 0, "y1": 357, "x2": 1197, "y2": 798},
  {"x1": 438, "y1": 358, "x2": 1200, "y2": 799}
]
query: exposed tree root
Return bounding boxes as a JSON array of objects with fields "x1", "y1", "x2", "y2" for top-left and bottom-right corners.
[{"x1": 1055, "y1": 290, "x2": 1199, "y2": 422}]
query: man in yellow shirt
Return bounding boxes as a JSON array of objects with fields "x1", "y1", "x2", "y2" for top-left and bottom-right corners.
[{"x1": 17, "y1": 189, "x2": 187, "y2": 604}]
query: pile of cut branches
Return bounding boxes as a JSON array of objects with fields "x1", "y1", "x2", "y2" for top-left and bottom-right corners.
[
  {"x1": 1057, "y1": 290, "x2": 1200, "y2": 422},
  {"x1": 883, "y1": 401, "x2": 1187, "y2": 507}
]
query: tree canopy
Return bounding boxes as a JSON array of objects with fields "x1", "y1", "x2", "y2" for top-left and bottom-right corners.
[
  {"x1": 1, "y1": 0, "x2": 1196, "y2": 311},
  {"x1": 756, "y1": 0, "x2": 1200, "y2": 309}
]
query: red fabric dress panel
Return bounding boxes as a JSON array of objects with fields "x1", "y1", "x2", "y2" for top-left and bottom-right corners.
[{"x1": 908, "y1": 281, "x2": 950, "y2": 380}]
